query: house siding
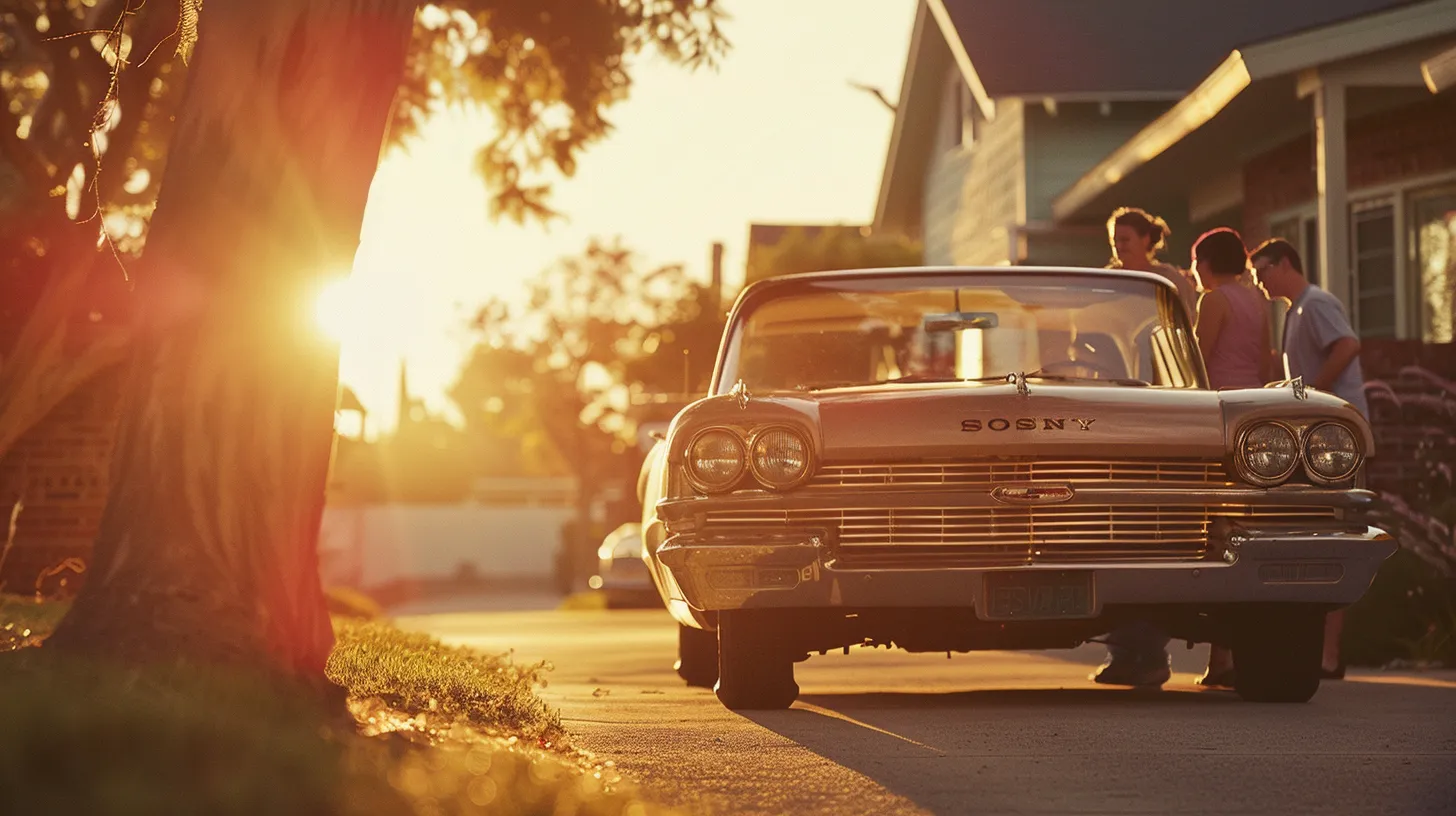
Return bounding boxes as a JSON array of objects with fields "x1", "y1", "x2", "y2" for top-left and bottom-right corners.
[
  {"x1": 921, "y1": 92, "x2": 1026, "y2": 266},
  {"x1": 1023, "y1": 101, "x2": 1173, "y2": 223}
]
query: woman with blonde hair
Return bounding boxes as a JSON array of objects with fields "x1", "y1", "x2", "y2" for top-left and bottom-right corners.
[{"x1": 1106, "y1": 207, "x2": 1199, "y2": 315}]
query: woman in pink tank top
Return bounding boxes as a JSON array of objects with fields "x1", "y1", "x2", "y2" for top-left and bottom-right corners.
[
  {"x1": 1191, "y1": 229, "x2": 1275, "y2": 688},
  {"x1": 1193, "y1": 229, "x2": 1275, "y2": 390}
]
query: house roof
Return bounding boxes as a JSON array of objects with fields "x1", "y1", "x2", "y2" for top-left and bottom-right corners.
[
  {"x1": 937, "y1": 0, "x2": 1420, "y2": 99},
  {"x1": 1053, "y1": 0, "x2": 1456, "y2": 222},
  {"x1": 743, "y1": 223, "x2": 870, "y2": 279},
  {"x1": 875, "y1": 0, "x2": 1437, "y2": 235}
]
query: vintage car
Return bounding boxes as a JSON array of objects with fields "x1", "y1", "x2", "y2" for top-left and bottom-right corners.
[
  {"x1": 637, "y1": 266, "x2": 1395, "y2": 710},
  {"x1": 589, "y1": 522, "x2": 659, "y2": 608}
]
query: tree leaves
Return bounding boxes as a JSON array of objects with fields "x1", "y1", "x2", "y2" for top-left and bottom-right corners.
[
  {"x1": 1, "y1": 0, "x2": 729, "y2": 256},
  {"x1": 451, "y1": 237, "x2": 723, "y2": 485}
]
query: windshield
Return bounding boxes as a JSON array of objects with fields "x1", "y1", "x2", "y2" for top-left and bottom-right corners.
[{"x1": 715, "y1": 273, "x2": 1204, "y2": 393}]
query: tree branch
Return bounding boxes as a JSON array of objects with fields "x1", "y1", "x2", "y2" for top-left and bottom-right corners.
[{"x1": 96, "y1": 3, "x2": 179, "y2": 205}]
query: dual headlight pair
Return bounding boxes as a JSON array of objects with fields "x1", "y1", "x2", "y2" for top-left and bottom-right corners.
[
  {"x1": 684, "y1": 425, "x2": 813, "y2": 493},
  {"x1": 1237, "y1": 420, "x2": 1361, "y2": 486}
]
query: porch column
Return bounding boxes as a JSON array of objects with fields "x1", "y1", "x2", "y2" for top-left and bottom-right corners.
[{"x1": 1313, "y1": 80, "x2": 1351, "y2": 307}]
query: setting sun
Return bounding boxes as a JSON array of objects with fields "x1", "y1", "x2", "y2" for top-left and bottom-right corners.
[{"x1": 315, "y1": 278, "x2": 355, "y2": 344}]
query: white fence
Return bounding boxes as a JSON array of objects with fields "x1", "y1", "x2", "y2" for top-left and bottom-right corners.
[{"x1": 318, "y1": 503, "x2": 573, "y2": 590}]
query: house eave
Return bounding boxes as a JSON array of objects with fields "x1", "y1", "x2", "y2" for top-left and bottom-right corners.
[
  {"x1": 1051, "y1": 51, "x2": 1253, "y2": 222},
  {"x1": 924, "y1": 0, "x2": 997, "y2": 122},
  {"x1": 1052, "y1": 0, "x2": 1456, "y2": 222},
  {"x1": 873, "y1": 0, "x2": 932, "y2": 233},
  {"x1": 1012, "y1": 91, "x2": 1189, "y2": 104},
  {"x1": 1423, "y1": 44, "x2": 1456, "y2": 92}
]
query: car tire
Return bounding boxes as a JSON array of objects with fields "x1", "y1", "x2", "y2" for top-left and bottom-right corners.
[
  {"x1": 1232, "y1": 606, "x2": 1324, "y2": 703},
  {"x1": 714, "y1": 610, "x2": 799, "y2": 710},
  {"x1": 675, "y1": 623, "x2": 719, "y2": 688}
]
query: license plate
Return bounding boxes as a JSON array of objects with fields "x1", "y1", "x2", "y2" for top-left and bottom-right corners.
[{"x1": 981, "y1": 571, "x2": 1095, "y2": 621}]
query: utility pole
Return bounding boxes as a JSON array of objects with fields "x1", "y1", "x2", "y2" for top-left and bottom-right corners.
[{"x1": 710, "y1": 241, "x2": 724, "y2": 318}]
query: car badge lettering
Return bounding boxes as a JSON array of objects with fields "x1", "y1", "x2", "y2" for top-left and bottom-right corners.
[
  {"x1": 961, "y1": 418, "x2": 1095, "y2": 432},
  {"x1": 992, "y1": 484, "x2": 1076, "y2": 504}
]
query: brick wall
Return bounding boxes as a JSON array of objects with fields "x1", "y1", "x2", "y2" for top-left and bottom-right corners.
[
  {"x1": 1243, "y1": 96, "x2": 1456, "y2": 244},
  {"x1": 0, "y1": 370, "x2": 123, "y2": 594}
]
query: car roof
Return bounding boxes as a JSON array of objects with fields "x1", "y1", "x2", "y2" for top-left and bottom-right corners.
[{"x1": 738, "y1": 265, "x2": 1180, "y2": 298}]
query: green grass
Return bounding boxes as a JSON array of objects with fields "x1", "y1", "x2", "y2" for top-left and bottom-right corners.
[
  {"x1": 327, "y1": 619, "x2": 564, "y2": 746},
  {"x1": 0, "y1": 594, "x2": 680, "y2": 816},
  {"x1": 0, "y1": 594, "x2": 70, "y2": 651}
]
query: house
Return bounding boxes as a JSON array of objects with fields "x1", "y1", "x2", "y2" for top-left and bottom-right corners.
[
  {"x1": 875, "y1": 0, "x2": 1456, "y2": 342},
  {"x1": 1048, "y1": 1, "x2": 1456, "y2": 346},
  {"x1": 874, "y1": 1, "x2": 1456, "y2": 576}
]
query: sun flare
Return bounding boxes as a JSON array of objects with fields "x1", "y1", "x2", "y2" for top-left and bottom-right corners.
[{"x1": 314, "y1": 278, "x2": 356, "y2": 344}]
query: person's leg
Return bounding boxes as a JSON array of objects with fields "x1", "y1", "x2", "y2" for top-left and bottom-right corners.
[
  {"x1": 1198, "y1": 644, "x2": 1236, "y2": 687},
  {"x1": 1322, "y1": 610, "x2": 1345, "y2": 677},
  {"x1": 1093, "y1": 621, "x2": 1172, "y2": 686}
]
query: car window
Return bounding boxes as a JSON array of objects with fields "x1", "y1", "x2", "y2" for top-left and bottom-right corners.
[{"x1": 716, "y1": 274, "x2": 1202, "y2": 392}]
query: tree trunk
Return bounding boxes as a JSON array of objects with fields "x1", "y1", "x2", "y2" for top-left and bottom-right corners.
[{"x1": 47, "y1": 0, "x2": 418, "y2": 679}]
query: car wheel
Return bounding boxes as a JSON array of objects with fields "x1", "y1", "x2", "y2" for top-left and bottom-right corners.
[
  {"x1": 714, "y1": 610, "x2": 798, "y2": 710},
  {"x1": 675, "y1": 623, "x2": 719, "y2": 688},
  {"x1": 1233, "y1": 606, "x2": 1324, "y2": 703}
]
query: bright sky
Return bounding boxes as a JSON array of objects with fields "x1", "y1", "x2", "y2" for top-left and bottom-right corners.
[{"x1": 333, "y1": 1, "x2": 917, "y2": 437}]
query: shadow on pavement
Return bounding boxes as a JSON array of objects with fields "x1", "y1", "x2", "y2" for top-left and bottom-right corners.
[
  {"x1": 797, "y1": 686, "x2": 1240, "y2": 711},
  {"x1": 738, "y1": 683, "x2": 1456, "y2": 816}
]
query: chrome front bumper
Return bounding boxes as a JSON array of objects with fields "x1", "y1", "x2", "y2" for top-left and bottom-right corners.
[{"x1": 657, "y1": 526, "x2": 1394, "y2": 613}]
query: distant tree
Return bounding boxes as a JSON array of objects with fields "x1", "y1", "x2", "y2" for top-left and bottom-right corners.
[
  {"x1": 455, "y1": 238, "x2": 715, "y2": 461},
  {"x1": 449, "y1": 343, "x2": 572, "y2": 479},
  {"x1": 37, "y1": 0, "x2": 728, "y2": 680},
  {"x1": 745, "y1": 225, "x2": 922, "y2": 285},
  {"x1": 452, "y1": 239, "x2": 724, "y2": 581}
]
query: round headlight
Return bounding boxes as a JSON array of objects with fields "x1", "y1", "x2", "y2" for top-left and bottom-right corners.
[
  {"x1": 1305, "y1": 422, "x2": 1360, "y2": 481},
  {"x1": 749, "y1": 427, "x2": 812, "y2": 488},
  {"x1": 686, "y1": 429, "x2": 745, "y2": 492},
  {"x1": 1240, "y1": 422, "x2": 1299, "y2": 483}
]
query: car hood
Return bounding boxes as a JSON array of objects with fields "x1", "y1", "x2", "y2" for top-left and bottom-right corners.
[{"x1": 806, "y1": 381, "x2": 1226, "y2": 460}]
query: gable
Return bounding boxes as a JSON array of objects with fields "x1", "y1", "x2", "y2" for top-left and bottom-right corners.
[{"x1": 936, "y1": 0, "x2": 1420, "y2": 97}]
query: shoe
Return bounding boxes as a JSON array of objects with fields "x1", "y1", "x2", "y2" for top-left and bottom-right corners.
[
  {"x1": 1196, "y1": 666, "x2": 1237, "y2": 688},
  {"x1": 1091, "y1": 655, "x2": 1171, "y2": 688},
  {"x1": 1320, "y1": 662, "x2": 1346, "y2": 680}
]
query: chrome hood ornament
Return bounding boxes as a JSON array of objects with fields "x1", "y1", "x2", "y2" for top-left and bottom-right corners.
[
  {"x1": 731, "y1": 379, "x2": 752, "y2": 409},
  {"x1": 1008, "y1": 371, "x2": 1030, "y2": 397},
  {"x1": 1290, "y1": 376, "x2": 1308, "y2": 401}
]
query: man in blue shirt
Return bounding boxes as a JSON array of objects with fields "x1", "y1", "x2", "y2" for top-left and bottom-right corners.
[{"x1": 1251, "y1": 238, "x2": 1367, "y2": 678}]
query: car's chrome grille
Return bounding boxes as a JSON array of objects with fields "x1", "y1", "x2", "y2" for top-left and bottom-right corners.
[
  {"x1": 701, "y1": 505, "x2": 1339, "y2": 567},
  {"x1": 805, "y1": 459, "x2": 1233, "y2": 489}
]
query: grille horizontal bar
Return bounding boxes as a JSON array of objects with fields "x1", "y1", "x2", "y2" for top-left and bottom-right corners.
[
  {"x1": 806, "y1": 459, "x2": 1232, "y2": 489},
  {"x1": 701, "y1": 504, "x2": 1339, "y2": 566}
]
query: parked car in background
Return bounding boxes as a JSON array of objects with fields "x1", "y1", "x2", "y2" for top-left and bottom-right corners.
[
  {"x1": 638, "y1": 266, "x2": 1395, "y2": 709},
  {"x1": 589, "y1": 522, "x2": 658, "y2": 609}
]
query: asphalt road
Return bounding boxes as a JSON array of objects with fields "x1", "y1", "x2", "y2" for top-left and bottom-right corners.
[{"x1": 403, "y1": 605, "x2": 1456, "y2": 816}]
